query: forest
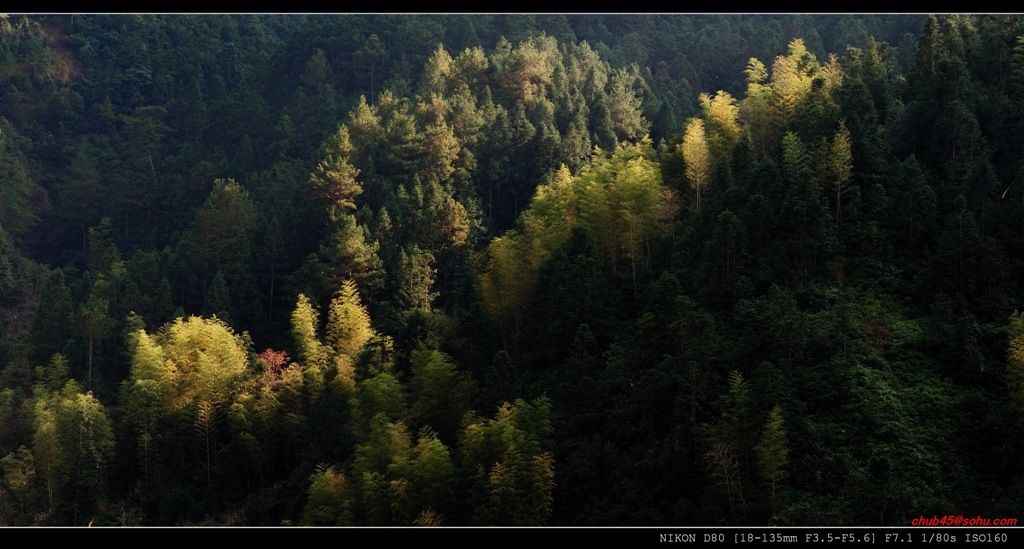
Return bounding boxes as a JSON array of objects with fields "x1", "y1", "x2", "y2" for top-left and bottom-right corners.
[{"x1": 0, "y1": 13, "x2": 1022, "y2": 526}]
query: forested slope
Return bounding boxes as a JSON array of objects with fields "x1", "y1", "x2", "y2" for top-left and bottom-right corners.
[{"x1": 0, "y1": 13, "x2": 1021, "y2": 526}]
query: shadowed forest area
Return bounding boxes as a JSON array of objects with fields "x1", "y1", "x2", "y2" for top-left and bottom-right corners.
[{"x1": 1, "y1": 13, "x2": 1023, "y2": 526}]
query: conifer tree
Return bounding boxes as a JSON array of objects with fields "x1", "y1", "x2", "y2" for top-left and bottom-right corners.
[{"x1": 309, "y1": 126, "x2": 363, "y2": 224}]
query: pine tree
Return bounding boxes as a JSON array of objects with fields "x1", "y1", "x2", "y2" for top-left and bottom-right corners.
[{"x1": 309, "y1": 126, "x2": 363, "y2": 224}]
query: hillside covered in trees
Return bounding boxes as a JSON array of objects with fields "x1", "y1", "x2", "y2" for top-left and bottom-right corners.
[{"x1": 1, "y1": 13, "x2": 1023, "y2": 526}]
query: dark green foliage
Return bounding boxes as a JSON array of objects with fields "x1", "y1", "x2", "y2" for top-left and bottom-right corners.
[
  {"x1": 407, "y1": 349, "x2": 470, "y2": 443},
  {"x1": 29, "y1": 269, "x2": 74, "y2": 367},
  {"x1": 0, "y1": 128, "x2": 44, "y2": 242},
  {"x1": 459, "y1": 397, "x2": 554, "y2": 525},
  {"x1": 0, "y1": 13, "x2": 1020, "y2": 527},
  {"x1": 301, "y1": 464, "x2": 352, "y2": 525}
]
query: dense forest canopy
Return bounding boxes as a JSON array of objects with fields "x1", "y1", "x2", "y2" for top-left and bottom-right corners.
[{"x1": 1, "y1": 13, "x2": 1023, "y2": 526}]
